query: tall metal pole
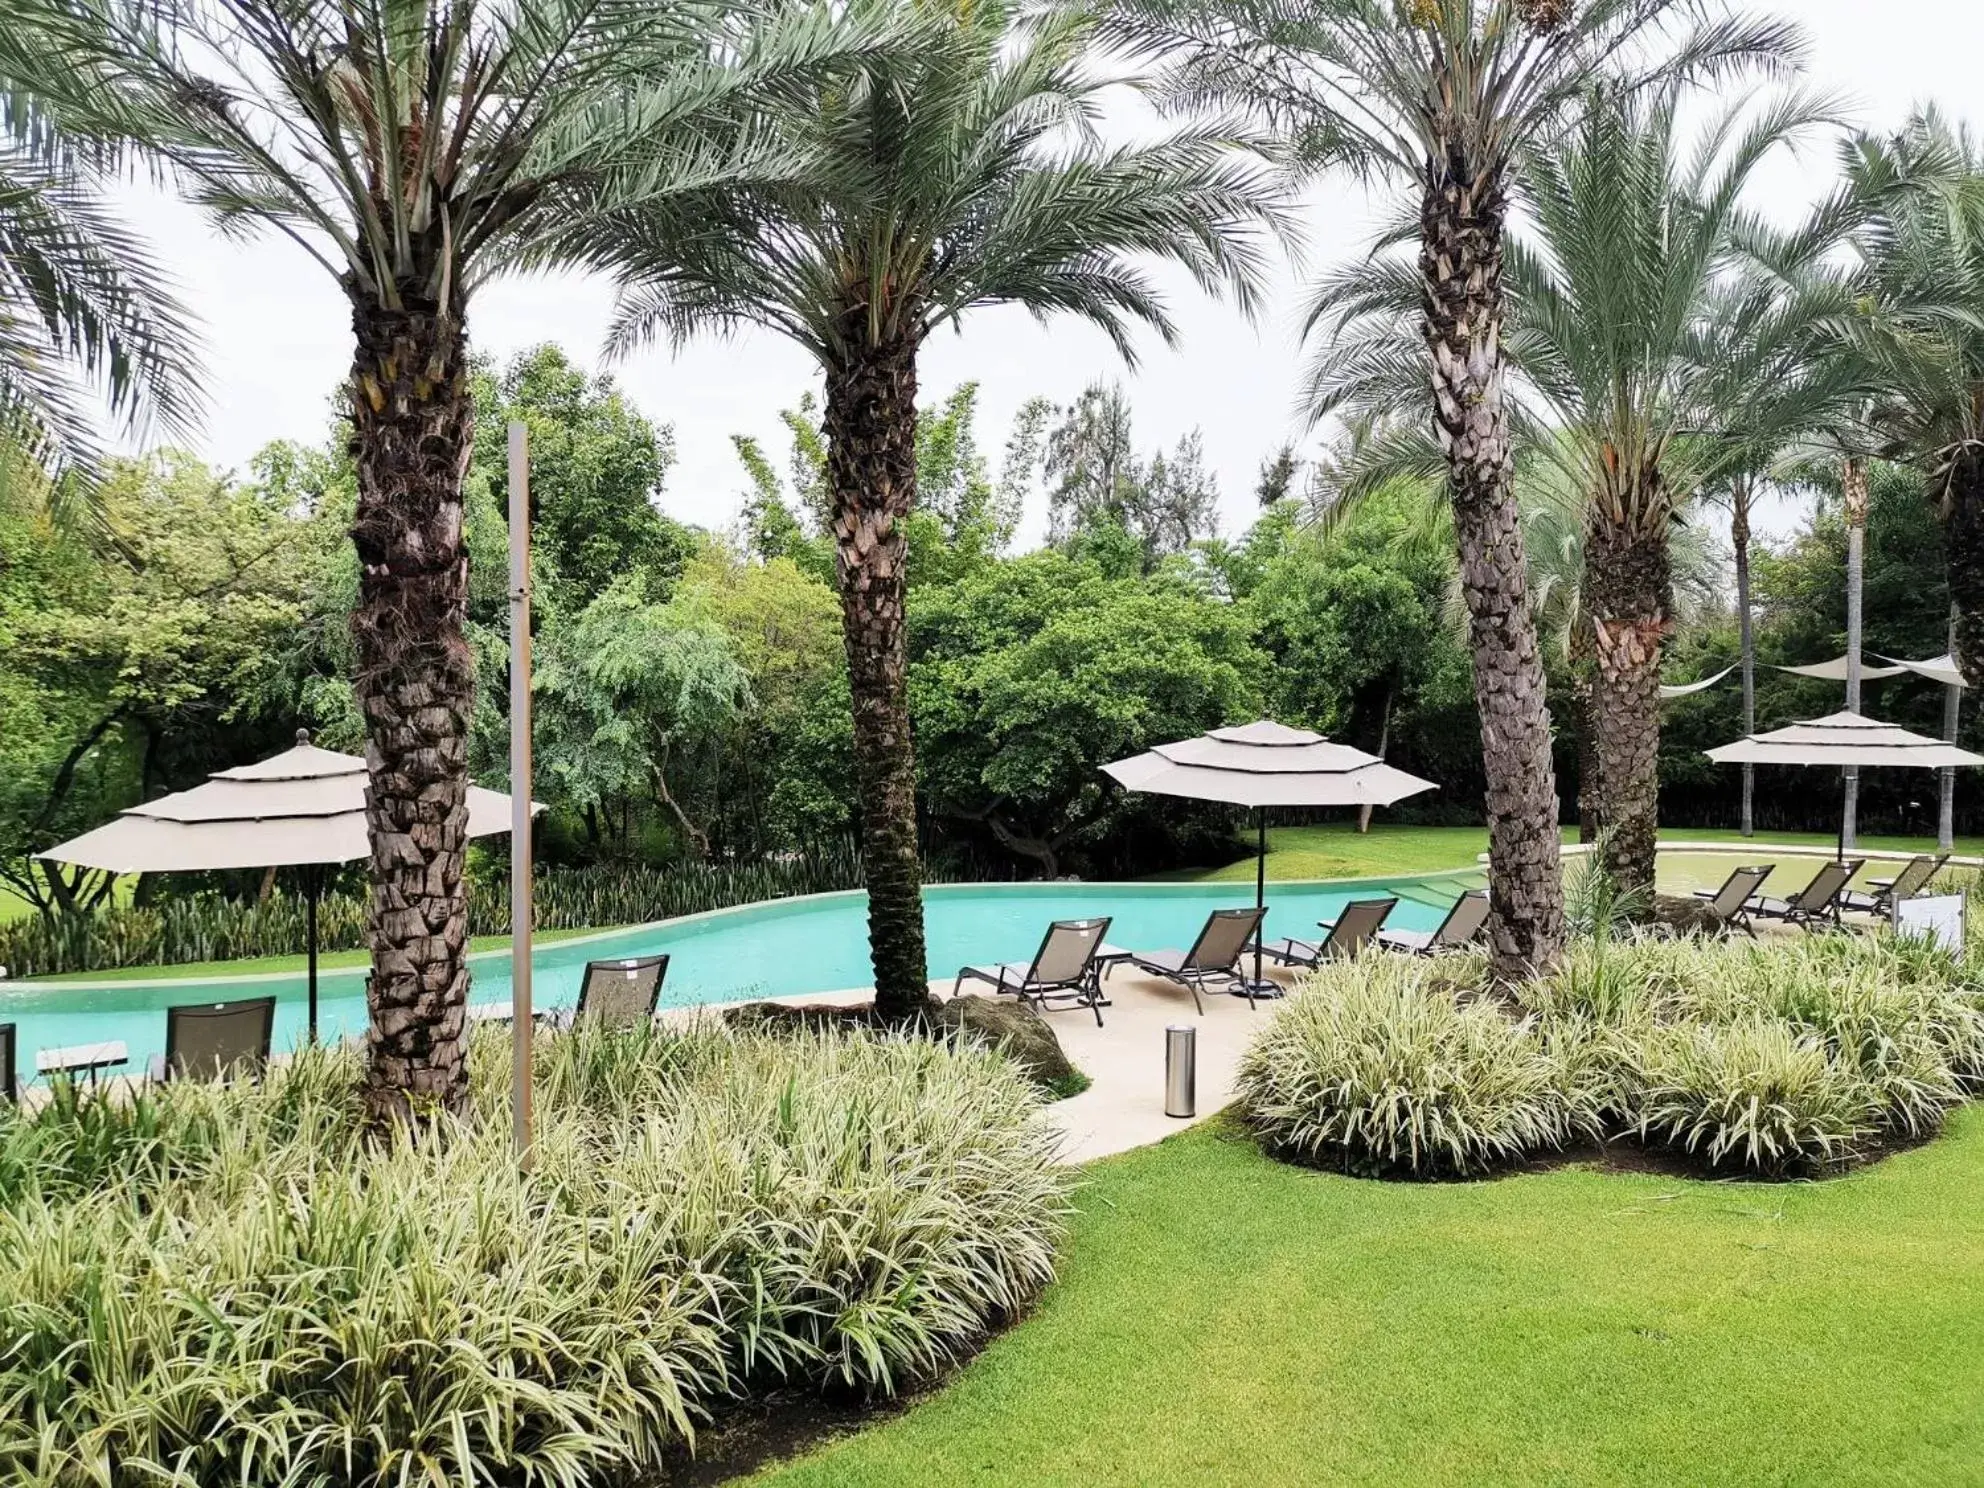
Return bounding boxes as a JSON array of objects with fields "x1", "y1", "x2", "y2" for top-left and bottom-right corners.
[
  {"x1": 508, "y1": 421, "x2": 535, "y2": 1166},
  {"x1": 305, "y1": 864, "x2": 319, "y2": 1044},
  {"x1": 1841, "y1": 456, "x2": 1868, "y2": 850},
  {"x1": 1252, "y1": 809, "x2": 1267, "y2": 992},
  {"x1": 1940, "y1": 607, "x2": 1961, "y2": 853}
]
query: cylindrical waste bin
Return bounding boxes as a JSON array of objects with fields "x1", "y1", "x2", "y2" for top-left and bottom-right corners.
[{"x1": 1164, "y1": 1024, "x2": 1196, "y2": 1119}]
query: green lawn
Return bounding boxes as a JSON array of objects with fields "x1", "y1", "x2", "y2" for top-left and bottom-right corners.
[
  {"x1": 1176, "y1": 821, "x2": 1982, "y2": 889},
  {"x1": 754, "y1": 1112, "x2": 1984, "y2": 1487},
  {"x1": 25, "y1": 925, "x2": 614, "y2": 983}
]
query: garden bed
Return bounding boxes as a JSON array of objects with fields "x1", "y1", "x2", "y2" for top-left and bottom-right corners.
[{"x1": 0, "y1": 1022, "x2": 1069, "y2": 1484}]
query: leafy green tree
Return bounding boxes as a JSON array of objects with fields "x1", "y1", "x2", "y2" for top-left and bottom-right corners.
[
  {"x1": 911, "y1": 552, "x2": 1261, "y2": 877},
  {"x1": 1042, "y1": 381, "x2": 1220, "y2": 569},
  {"x1": 1128, "y1": 0, "x2": 1797, "y2": 975},
  {"x1": 471, "y1": 346, "x2": 690, "y2": 611},
  {"x1": 19, "y1": 0, "x2": 867, "y2": 1114},
  {"x1": 585, "y1": 0, "x2": 1279, "y2": 1015}
]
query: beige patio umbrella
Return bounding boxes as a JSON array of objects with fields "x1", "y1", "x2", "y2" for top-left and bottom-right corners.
[
  {"x1": 39, "y1": 730, "x2": 537, "y2": 1039},
  {"x1": 1103, "y1": 720, "x2": 1437, "y2": 994},
  {"x1": 1705, "y1": 711, "x2": 1984, "y2": 861}
]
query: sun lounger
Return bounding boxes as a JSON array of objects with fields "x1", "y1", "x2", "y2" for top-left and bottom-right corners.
[
  {"x1": 1377, "y1": 889, "x2": 1491, "y2": 955},
  {"x1": 1842, "y1": 853, "x2": 1947, "y2": 916},
  {"x1": 1122, "y1": 906, "x2": 1270, "y2": 1013},
  {"x1": 573, "y1": 954, "x2": 670, "y2": 1029},
  {"x1": 38, "y1": 1039, "x2": 130, "y2": 1084},
  {"x1": 156, "y1": 997, "x2": 276, "y2": 1081},
  {"x1": 1749, "y1": 859, "x2": 1863, "y2": 931},
  {"x1": 954, "y1": 917, "x2": 1113, "y2": 1027},
  {"x1": 1258, "y1": 897, "x2": 1398, "y2": 969},
  {"x1": 1689, "y1": 864, "x2": 1773, "y2": 936}
]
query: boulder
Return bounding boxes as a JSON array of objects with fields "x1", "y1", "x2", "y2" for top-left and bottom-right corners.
[{"x1": 935, "y1": 995, "x2": 1079, "y2": 1092}]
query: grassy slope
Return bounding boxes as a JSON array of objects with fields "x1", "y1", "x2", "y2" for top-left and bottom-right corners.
[{"x1": 755, "y1": 1113, "x2": 1984, "y2": 1488}]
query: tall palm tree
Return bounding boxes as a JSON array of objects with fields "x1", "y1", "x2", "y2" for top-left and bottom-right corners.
[
  {"x1": 19, "y1": 0, "x2": 877, "y2": 1118},
  {"x1": 0, "y1": 29, "x2": 199, "y2": 518},
  {"x1": 1119, "y1": 0, "x2": 1798, "y2": 973},
  {"x1": 1307, "y1": 83, "x2": 1832, "y2": 895},
  {"x1": 1836, "y1": 111, "x2": 1984, "y2": 690},
  {"x1": 571, "y1": 0, "x2": 1281, "y2": 1017}
]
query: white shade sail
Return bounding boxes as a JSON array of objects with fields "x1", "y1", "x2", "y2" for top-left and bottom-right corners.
[
  {"x1": 1775, "y1": 657, "x2": 1907, "y2": 682},
  {"x1": 40, "y1": 736, "x2": 539, "y2": 874},
  {"x1": 1660, "y1": 665, "x2": 1736, "y2": 700},
  {"x1": 1705, "y1": 711, "x2": 1984, "y2": 770},
  {"x1": 1874, "y1": 653, "x2": 1968, "y2": 689},
  {"x1": 1102, "y1": 720, "x2": 1438, "y2": 809}
]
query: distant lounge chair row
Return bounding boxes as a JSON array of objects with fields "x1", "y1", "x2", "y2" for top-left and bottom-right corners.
[
  {"x1": 1691, "y1": 853, "x2": 1947, "y2": 935},
  {"x1": 1, "y1": 955, "x2": 670, "y2": 1104},
  {"x1": 953, "y1": 890, "x2": 1492, "y2": 1025}
]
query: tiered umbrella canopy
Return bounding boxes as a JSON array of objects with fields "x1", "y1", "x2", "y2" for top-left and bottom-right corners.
[
  {"x1": 1103, "y1": 720, "x2": 1437, "y2": 990},
  {"x1": 40, "y1": 732, "x2": 536, "y2": 1038}
]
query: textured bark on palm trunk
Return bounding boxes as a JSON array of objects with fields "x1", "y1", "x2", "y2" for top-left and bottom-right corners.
[
  {"x1": 1586, "y1": 508, "x2": 1669, "y2": 897},
  {"x1": 347, "y1": 291, "x2": 476, "y2": 1121},
  {"x1": 1841, "y1": 456, "x2": 1869, "y2": 848},
  {"x1": 1732, "y1": 479, "x2": 1756, "y2": 837},
  {"x1": 1941, "y1": 449, "x2": 1984, "y2": 693},
  {"x1": 1420, "y1": 161, "x2": 1564, "y2": 977},
  {"x1": 824, "y1": 330, "x2": 930, "y2": 1020}
]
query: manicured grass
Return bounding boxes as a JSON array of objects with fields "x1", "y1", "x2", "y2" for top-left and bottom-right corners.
[
  {"x1": 753, "y1": 1112, "x2": 1984, "y2": 1487},
  {"x1": 1175, "y1": 821, "x2": 1982, "y2": 888},
  {"x1": 25, "y1": 926, "x2": 615, "y2": 983}
]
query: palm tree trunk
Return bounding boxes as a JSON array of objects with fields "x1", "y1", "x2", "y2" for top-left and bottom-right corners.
[
  {"x1": 347, "y1": 292, "x2": 476, "y2": 1122},
  {"x1": 1586, "y1": 504, "x2": 1669, "y2": 897},
  {"x1": 1841, "y1": 456, "x2": 1869, "y2": 849},
  {"x1": 1732, "y1": 478, "x2": 1756, "y2": 837},
  {"x1": 1943, "y1": 448, "x2": 1984, "y2": 693},
  {"x1": 823, "y1": 330, "x2": 930, "y2": 1020},
  {"x1": 1420, "y1": 161, "x2": 1564, "y2": 977}
]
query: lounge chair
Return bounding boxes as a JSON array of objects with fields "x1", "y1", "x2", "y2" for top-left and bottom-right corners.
[
  {"x1": 1842, "y1": 853, "x2": 1947, "y2": 916},
  {"x1": 1377, "y1": 889, "x2": 1491, "y2": 955},
  {"x1": 0, "y1": 1022, "x2": 14, "y2": 1103},
  {"x1": 1749, "y1": 859, "x2": 1864, "y2": 931},
  {"x1": 1258, "y1": 897, "x2": 1398, "y2": 970},
  {"x1": 954, "y1": 917, "x2": 1113, "y2": 1027},
  {"x1": 1122, "y1": 906, "x2": 1270, "y2": 1013},
  {"x1": 573, "y1": 954, "x2": 670, "y2": 1029},
  {"x1": 1689, "y1": 864, "x2": 1774, "y2": 936},
  {"x1": 157, "y1": 996, "x2": 276, "y2": 1082}
]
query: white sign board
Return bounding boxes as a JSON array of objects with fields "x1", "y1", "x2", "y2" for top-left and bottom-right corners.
[{"x1": 1895, "y1": 894, "x2": 1966, "y2": 955}]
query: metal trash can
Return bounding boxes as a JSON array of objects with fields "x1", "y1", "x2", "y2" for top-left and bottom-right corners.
[{"x1": 1164, "y1": 1024, "x2": 1197, "y2": 1119}]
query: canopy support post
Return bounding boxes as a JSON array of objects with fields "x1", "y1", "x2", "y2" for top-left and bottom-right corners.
[
  {"x1": 304, "y1": 864, "x2": 319, "y2": 1044},
  {"x1": 509, "y1": 421, "x2": 535, "y2": 1170},
  {"x1": 1253, "y1": 808, "x2": 1266, "y2": 992}
]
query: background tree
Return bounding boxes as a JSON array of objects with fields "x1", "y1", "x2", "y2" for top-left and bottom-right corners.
[{"x1": 581, "y1": 0, "x2": 1280, "y2": 1017}]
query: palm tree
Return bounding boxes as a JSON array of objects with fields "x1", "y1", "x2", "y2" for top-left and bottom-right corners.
[
  {"x1": 19, "y1": 0, "x2": 877, "y2": 1118},
  {"x1": 572, "y1": 0, "x2": 1281, "y2": 1018},
  {"x1": 0, "y1": 27, "x2": 199, "y2": 519},
  {"x1": 1308, "y1": 82, "x2": 1831, "y2": 895},
  {"x1": 1836, "y1": 111, "x2": 1984, "y2": 690},
  {"x1": 1119, "y1": 0, "x2": 1798, "y2": 973}
]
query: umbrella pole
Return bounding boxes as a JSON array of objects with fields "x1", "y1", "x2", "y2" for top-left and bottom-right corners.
[
  {"x1": 1254, "y1": 808, "x2": 1266, "y2": 991},
  {"x1": 305, "y1": 866, "x2": 319, "y2": 1045}
]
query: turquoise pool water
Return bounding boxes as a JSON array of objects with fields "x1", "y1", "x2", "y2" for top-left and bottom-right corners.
[{"x1": 0, "y1": 874, "x2": 1474, "y2": 1081}]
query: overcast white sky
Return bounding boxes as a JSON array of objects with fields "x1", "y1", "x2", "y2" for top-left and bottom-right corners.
[{"x1": 127, "y1": 0, "x2": 1978, "y2": 547}]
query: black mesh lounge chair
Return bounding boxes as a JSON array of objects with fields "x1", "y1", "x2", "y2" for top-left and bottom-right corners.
[
  {"x1": 1689, "y1": 864, "x2": 1774, "y2": 936},
  {"x1": 1750, "y1": 859, "x2": 1864, "y2": 931},
  {"x1": 1123, "y1": 906, "x2": 1269, "y2": 1014},
  {"x1": 1842, "y1": 854, "x2": 1947, "y2": 916},
  {"x1": 0, "y1": 1022, "x2": 15, "y2": 1103},
  {"x1": 954, "y1": 917, "x2": 1113, "y2": 1027},
  {"x1": 574, "y1": 954, "x2": 669, "y2": 1029},
  {"x1": 1378, "y1": 889, "x2": 1492, "y2": 955},
  {"x1": 159, "y1": 997, "x2": 276, "y2": 1082},
  {"x1": 1259, "y1": 897, "x2": 1398, "y2": 970}
]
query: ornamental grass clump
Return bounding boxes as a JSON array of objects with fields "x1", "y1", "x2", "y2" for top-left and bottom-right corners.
[
  {"x1": 1237, "y1": 954, "x2": 1604, "y2": 1178},
  {"x1": 0, "y1": 1022, "x2": 1068, "y2": 1486}
]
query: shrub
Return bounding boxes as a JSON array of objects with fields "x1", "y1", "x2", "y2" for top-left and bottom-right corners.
[
  {"x1": 1632, "y1": 1016, "x2": 1879, "y2": 1175},
  {"x1": 1237, "y1": 955, "x2": 1604, "y2": 1178},
  {"x1": 0, "y1": 1023, "x2": 1067, "y2": 1484}
]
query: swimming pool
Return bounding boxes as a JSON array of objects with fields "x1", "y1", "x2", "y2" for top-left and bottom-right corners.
[{"x1": 0, "y1": 873, "x2": 1477, "y2": 1079}]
